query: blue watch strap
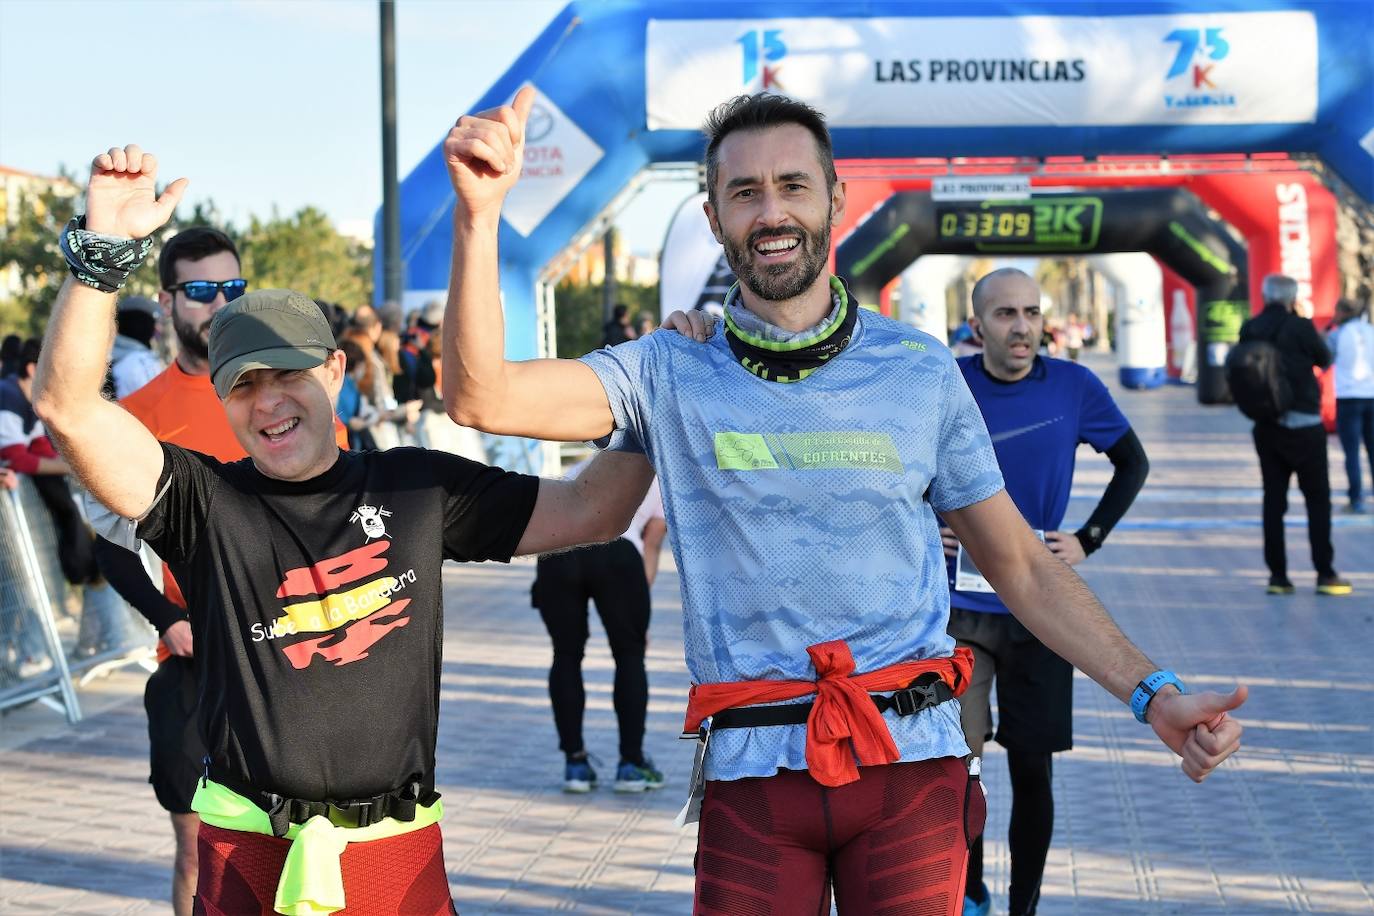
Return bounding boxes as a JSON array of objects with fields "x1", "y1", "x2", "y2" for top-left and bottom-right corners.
[{"x1": 1131, "y1": 670, "x2": 1185, "y2": 723}]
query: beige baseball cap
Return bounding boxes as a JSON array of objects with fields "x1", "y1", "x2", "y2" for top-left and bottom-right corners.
[{"x1": 208, "y1": 289, "x2": 336, "y2": 399}]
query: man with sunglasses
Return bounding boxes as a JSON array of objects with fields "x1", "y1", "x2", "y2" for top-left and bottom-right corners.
[{"x1": 92, "y1": 226, "x2": 334, "y2": 916}]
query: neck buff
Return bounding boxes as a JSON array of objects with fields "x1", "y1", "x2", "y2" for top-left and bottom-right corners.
[{"x1": 723, "y1": 276, "x2": 858, "y2": 383}]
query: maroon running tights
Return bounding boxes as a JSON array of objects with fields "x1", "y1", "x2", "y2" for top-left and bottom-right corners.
[
  {"x1": 193, "y1": 821, "x2": 456, "y2": 915},
  {"x1": 694, "y1": 756, "x2": 983, "y2": 916}
]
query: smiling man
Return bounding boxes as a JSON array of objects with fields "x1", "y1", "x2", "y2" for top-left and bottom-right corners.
[
  {"x1": 441, "y1": 92, "x2": 1246, "y2": 915},
  {"x1": 34, "y1": 145, "x2": 657, "y2": 916}
]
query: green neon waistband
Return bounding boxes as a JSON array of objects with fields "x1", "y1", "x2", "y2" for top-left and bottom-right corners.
[{"x1": 192, "y1": 779, "x2": 443, "y2": 916}]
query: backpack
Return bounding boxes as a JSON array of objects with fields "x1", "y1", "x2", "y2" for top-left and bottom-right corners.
[{"x1": 1224, "y1": 318, "x2": 1293, "y2": 422}]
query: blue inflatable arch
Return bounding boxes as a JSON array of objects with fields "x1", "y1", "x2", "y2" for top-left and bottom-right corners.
[{"x1": 382, "y1": 0, "x2": 1372, "y2": 468}]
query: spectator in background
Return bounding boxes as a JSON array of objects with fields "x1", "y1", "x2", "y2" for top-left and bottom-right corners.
[
  {"x1": 602, "y1": 303, "x2": 636, "y2": 347},
  {"x1": 1238, "y1": 274, "x2": 1351, "y2": 595},
  {"x1": 344, "y1": 306, "x2": 416, "y2": 449},
  {"x1": 394, "y1": 301, "x2": 439, "y2": 405},
  {"x1": 635, "y1": 310, "x2": 656, "y2": 340},
  {"x1": 336, "y1": 339, "x2": 379, "y2": 450},
  {"x1": 403, "y1": 302, "x2": 486, "y2": 462},
  {"x1": 1064, "y1": 315, "x2": 1085, "y2": 362},
  {"x1": 533, "y1": 461, "x2": 668, "y2": 794},
  {"x1": 1330, "y1": 298, "x2": 1374, "y2": 513},
  {"x1": 0, "y1": 339, "x2": 127, "y2": 656},
  {"x1": 1, "y1": 335, "x2": 23, "y2": 378},
  {"x1": 951, "y1": 320, "x2": 983, "y2": 358},
  {"x1": 374, "y1": 315, "x2": 415, "y2": 446},
  {"x1": 109, "y1": 295, "x2": 164, "y2": 398}
]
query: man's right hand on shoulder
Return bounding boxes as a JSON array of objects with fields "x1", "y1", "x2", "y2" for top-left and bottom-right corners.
[
  {"x1": 86, "y1": 145, "x2": 187, "y2": 238},
  {"x1": 445, "y1": 86, "x2": 535, "y2": 225},
  {"x1": 659, "y1": 310, "x2": 716, "y2": 343}
]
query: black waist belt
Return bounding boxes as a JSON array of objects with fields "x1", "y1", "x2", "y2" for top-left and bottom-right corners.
[
  {"x1": 709, "y1": 673, "x2": 954, "y2": 731},
  {"x1": 210, "y1": 763, "x2": 439, "y2": 837},
  {"x1": 261, "y1": 782, "x2": 435, "y2": 837}
]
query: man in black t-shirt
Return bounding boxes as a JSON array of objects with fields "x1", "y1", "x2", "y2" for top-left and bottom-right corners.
[{"x1": 34, "y1": 145, "x2": 659, "y2": 916}]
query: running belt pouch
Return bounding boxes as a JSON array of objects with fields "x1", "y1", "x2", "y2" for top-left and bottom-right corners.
[{"x1": 673, "y1": 723, "x2": 711, "y2": 829}]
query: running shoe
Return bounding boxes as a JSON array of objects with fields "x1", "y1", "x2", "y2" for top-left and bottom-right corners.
[
  {"x1": 963, "y1": 881, "x2": 992, "y2": 916},
  {"x1": 613, "y1": 758, "x2": 665, "y2": 793},
  {"x1": 1316, "y1": 575, "x2": 1353, "y2": 596},
  {"x1": 1265, "y1": 578, "x2": 1295, "y2": 595},
  {"x1": 563, "y1": 753, "x2": 598, "y2": 793},
  {"x1": 1344, "y1": 501, "x2": 1367, "y2": 514}
]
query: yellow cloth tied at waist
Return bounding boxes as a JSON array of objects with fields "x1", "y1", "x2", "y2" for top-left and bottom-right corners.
[{"x1": 192, "y1": 779, "x2": 443, "y2": 916}]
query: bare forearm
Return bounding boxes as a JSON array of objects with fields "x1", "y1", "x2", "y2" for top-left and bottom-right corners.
[
  {"x1": 999, "y1": 548, "x2": 1155, "y2": 703},
  {"x1": 34, "y1": 278, "x2": 116, "y2": 424},
  {"x1": 443, "y1": 215, "x2": 509, "y2": 427},
  {"x1": 947, "y1": 492, "x2": 1156, "y2": 704},
  {"x1": 572, "y1": 452, "x2": 654, "y2": 539},
  {"x1": 35, "y1": 457, "x2": 71, "y2": 475},
  {"x1": 34, "y1": 277, "x2": 163, "y2": 517}
]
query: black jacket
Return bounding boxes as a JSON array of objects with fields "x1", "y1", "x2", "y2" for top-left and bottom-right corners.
[{"x1": 1238, "y1": 305, "x2": 1331, "y2": 416}]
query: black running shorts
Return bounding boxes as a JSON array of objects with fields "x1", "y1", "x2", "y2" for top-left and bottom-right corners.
[{"x1": 946, "y1": 607, "x2": 1073, "y2": 754}]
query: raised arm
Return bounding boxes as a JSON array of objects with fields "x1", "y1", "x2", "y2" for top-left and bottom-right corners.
[
  {"x1": 442, "y1": 87, "x2": 616, "y2": 441},
  {"x1": 944, "y1": 490, "x2": 1247, "y2": 782},
  {"x1": 32, "y1": 146, "x2": 186, "y2": 519}
]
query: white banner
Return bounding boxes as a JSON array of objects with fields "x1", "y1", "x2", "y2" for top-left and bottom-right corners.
[
  {"x1": 932, "y1": 176, "x2": 1031, "y2": 201},
  {"x1": 658, "y1": 192, "x2": 733, "y2": 319},
  {"x1": 503, "y1": 85, "x2": 604, "y2": 237},
  {"x1": 646, "y1": 13, "x2": 1317, "y2": 131}
]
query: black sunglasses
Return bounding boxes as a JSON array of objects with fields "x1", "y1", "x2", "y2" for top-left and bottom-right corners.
[{"x1": 167, "y1": 278, "x2": 248, "y2": 305}]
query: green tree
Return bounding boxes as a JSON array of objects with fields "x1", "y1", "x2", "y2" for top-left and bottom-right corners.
[
  {"x1": 0, "y1": 180, "x2": 77, "y2": 336},
  {"x1": 553, "y1": 280, "x2": 658, "y2": 357},
  {"x1": 239, "y1": 207, "x2": 371, "y2": 309},
  {"x1": 0, "y1": 175, "x2": 235, "y2": 337}
]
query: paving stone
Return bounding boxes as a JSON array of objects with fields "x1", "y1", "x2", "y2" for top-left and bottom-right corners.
[{"x1": 1, "y1": 353, "x2": 1371, "y2": 913}]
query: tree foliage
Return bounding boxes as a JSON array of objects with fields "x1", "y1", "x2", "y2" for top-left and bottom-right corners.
[
  {"x1": 0, "y1": 180, "x2": 370, "y2": 337},
  {"x1": 554, "y1": 280, "x2": 658, "y2": 358},
  {"x1": 239, "y1": 207, "x2": 371, "y2": 309}
]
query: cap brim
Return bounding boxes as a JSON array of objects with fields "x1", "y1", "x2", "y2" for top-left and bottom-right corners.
[{"x1": 213, "y1": 346, "x2": 330, "y2": 399}]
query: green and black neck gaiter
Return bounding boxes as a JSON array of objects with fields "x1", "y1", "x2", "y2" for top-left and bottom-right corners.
[{"x1": 723, "y1": 276, "x2": 859, "y2": 383}]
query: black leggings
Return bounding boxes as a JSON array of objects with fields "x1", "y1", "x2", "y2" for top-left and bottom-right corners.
[
  {"x1": 1253, "y1": 422, "x2": 1335, "y2": 580},
  {"x1": 533, "y1": 539, "x2": 650, "y2": 763},
  {"x1": 966, "y1": 749, "x2": 1054, "y2": 916}
]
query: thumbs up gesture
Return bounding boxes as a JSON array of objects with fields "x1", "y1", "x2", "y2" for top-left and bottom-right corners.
[
  {"x1": 445, "y1": 86, "x2": 536, "y2": 224},
  {"x1": 1148, "y1": 684, "x2": 1248, "y2": 782}
]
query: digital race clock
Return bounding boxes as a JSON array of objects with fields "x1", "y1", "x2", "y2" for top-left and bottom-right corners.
[{"x1": 934, "y1": 197, "x2": 1104, "y2": 252}]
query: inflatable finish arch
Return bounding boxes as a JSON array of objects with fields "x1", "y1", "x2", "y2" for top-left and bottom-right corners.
[
  {"x1": 383, "y1": 0, "x2": 1373, "y2": 468},
  {"x1": 835, "y1": 187, "x2": 1249, "y2": 392}
]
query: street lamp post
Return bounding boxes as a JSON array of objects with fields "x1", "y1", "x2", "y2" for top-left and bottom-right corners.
[{"x1": 379, "y1": 0, "x2": 402, "y2": 304}]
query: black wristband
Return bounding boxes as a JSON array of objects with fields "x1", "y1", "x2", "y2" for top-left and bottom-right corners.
[
  {"x1": 1074, "y1": 525, "x2": 1103, "y2": 557},
  {"x1": 59, "y1": 216, "x2": 152, "y2": 293}
]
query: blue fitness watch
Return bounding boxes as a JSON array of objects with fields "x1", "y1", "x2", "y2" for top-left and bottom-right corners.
[{"x1": 1131, "y1": 670, "x2": 1186, "y2": 724}]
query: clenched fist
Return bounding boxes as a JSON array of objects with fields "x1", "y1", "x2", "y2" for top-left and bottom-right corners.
[{"x1": 445, "y1": 86, "x2": 536, "y2": 224}]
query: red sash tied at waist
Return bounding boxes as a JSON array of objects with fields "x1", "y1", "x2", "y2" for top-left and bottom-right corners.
[{"x1": 682, "y1": 641, "x2": 974, "y2": 788}]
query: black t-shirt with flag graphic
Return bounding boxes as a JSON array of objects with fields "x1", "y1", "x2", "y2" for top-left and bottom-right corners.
[{"x1": 137, "y1": 442, "x2": 539, "y2": 804}]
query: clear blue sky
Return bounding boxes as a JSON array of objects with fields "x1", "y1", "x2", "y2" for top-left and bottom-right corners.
[{"x1": 0, "y1": 0, "x2": 692, "y2": 255}]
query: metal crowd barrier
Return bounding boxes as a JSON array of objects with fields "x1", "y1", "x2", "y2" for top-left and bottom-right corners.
[{"x1": 0, "y1": 477, "x2": 158, "y2": 724}]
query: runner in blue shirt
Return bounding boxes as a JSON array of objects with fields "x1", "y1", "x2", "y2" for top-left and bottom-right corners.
[
  {"x1": 440, "y1": 90, "x2": 1246, "y2": 915},
  {"x1": 941, "y1": 268, "x2": 1149, "y2": 916}
]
